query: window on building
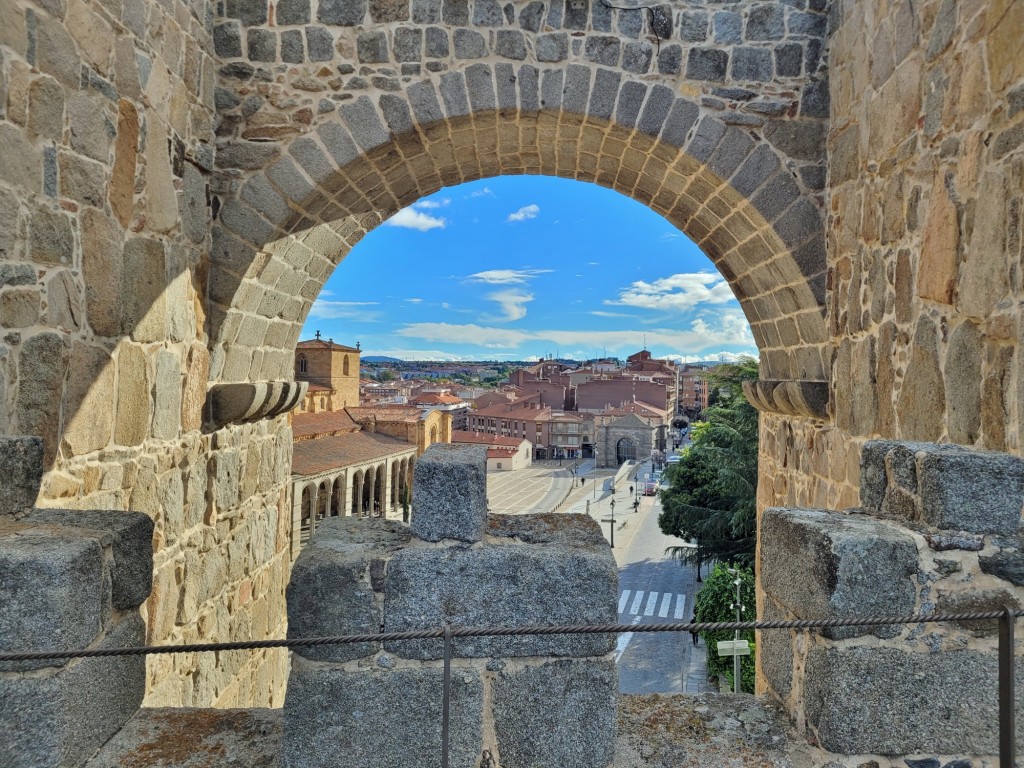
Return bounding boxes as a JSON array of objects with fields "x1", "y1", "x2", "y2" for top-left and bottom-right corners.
[
  {"x1": 297, "y1": 355, "x2": 308, "y2": 374},
  {"x1": 496, "y1": 462, "x2": 503, "y2": 469},
  {"x1": 343, "y1": 355, "x2": 350, "y2": 376}
]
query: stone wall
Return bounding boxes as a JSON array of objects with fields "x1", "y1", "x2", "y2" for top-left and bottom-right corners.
[{"x1": 0, "y1": 0, "x2": 292, "y2": 707}]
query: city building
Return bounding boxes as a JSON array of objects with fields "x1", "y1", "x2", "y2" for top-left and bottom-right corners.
[
  {"x1": 294, "y1": 337, "x2": 361, "y2": 412},
  {"x1": 451, "y1": 430, "x2": 533, "y2": 471}
]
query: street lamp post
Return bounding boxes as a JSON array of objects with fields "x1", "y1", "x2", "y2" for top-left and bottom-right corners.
[
  {"x1": 608, "y1": 498, "x2": 615, "y2": 548},
  {"x1": 727, "y1": 568, "x2": 746, "y2": 695}
]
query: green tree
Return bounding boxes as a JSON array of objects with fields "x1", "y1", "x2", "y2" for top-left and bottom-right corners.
[
  {"x1": 693, "y1": 562, "x2": 756, "y2": 693},
  {"x1": 658, "y1": 356, "x2": 759, "y2": 568},
  {"x1": 375, "y1": 369, "x2": 397, "y2": 382}
]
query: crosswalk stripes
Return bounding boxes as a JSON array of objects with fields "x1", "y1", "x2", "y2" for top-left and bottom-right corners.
[{"x1": 617, "y1": 589, "x2": 688, "y2": 620}]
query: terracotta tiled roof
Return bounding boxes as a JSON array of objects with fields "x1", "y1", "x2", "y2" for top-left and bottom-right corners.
[
  {"x1": 606, "y1": 400, "x2": 667, "y2": 418},
  {"x1": 297, "y1": 339, "x2": 361, "y2": 352},
  {"x1": 414, "y1": 393, "x2": 465, "y2": 405},
  {"x1": 292, "y1": 431, "x2": 415, "y2": 476},
  {"x1": 305, "y1": 383, "x2": 332, "y2": 392},
  {"x1": 451, "y1": 431, "x2": 527, "y2": 448},
  {"x1": 347, "y1": 405, "x2": 422, "y2": 423},
  {"x1": 292, "y1": 410, "x2": 361, "y2": 439},
  {"x1": 487, "y1": 447, "x2": 518, "y2": 458},
  {"x1": 470, "y1": 402, "x2": 552, "y2": 419}
]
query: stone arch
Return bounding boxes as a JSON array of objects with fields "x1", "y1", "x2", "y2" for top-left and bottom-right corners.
[
  {"x1": 208, "y1": 83, "x2": 830, "y2": 423},
  {"x1": 331, "y1": 475, "x2": 346, "y2": 517},
  {"x1": 616, "y1": 437, "x2": 637, "y2": 465},
  {"x1": 296, "y1": 354, "x2": 308, "y2": 376},
  {"x1": 351, "y1": 469, "x2": 364, "y2": 516}
]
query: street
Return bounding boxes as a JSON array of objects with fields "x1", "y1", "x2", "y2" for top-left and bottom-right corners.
[
  {"x1": 611, "y1": 484, "x2": 710, "y2": 694},
  {"x1": 486, "y1": 454, "x2": 710, "y2": 694}
]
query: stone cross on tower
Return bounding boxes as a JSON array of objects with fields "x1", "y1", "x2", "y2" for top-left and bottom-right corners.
[{"x1": 314, "y1": 330, "x2": 321, "y2": 340}]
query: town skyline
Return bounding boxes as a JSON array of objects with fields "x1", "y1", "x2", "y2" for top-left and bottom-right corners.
[{"x1": 302, "y1": 175, "x2": 758, "y2": 362}]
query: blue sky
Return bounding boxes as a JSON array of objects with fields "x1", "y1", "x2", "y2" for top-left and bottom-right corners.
[{"x1": 304, "y1": 176, "x2": 757, "y2": 362}]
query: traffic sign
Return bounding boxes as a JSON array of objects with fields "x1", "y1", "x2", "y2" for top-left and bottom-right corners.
[{"x1": 716, "y1": 639, "x2": 751, "y2": 656}]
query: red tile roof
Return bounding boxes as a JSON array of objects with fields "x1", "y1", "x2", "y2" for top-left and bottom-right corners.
[
  {"x1": 297, "y1": 339, "x2": 361, "y2": 352},
  {"x1": 292, "y1": 431, "x2": 415, "y2": 476},
  {"x1": 292, "y1": 410, "x2": 361, "y2": 439},
  {"x1": 414, "y1": 393, "x2": 465, "y2": 405},
  {"x1": 347, "y1": 405, "x2": 422, "y2": 424},
  {"x1": 451, "y1": 431, "x2": 527, "y2": 448}
]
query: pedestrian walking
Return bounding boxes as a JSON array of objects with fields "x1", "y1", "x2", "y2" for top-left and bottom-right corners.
[{"x1": 689, "y1": 629, "x2": 699, "y2": 646}]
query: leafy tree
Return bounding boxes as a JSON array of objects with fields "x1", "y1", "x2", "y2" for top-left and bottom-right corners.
[
  {"x1": 693, "y1": 562, "x2": 756, "y2": 693},
  {"x1": 658, "y1": 356, "x2": 759, "y2": 569},
  {"x1": 375, "y1": 369, "x2": 397, "y2": 382}
]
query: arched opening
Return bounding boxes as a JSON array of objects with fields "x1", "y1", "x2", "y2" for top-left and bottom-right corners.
[
  {"x1": 331, "y1": 477, "x2": 346, "y2": 517},
  {"x1": 299, "y1": 485, "x2": 314, "y2": 544},
  {"x1": 343, "y1": 355, "x2": 350, "y2": 376},
  {"x1": 297, "y1": 355, "x2": 308, "y2": 375},
  {"x1": 616, "y1": 438, "x2": 638, "y2": 465}
]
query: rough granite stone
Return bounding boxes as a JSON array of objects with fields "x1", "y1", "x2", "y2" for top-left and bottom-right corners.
[
  {"x1": 492, "y1": 659, "x2": 618, "y2": 768},
  {"x1": 23, "y1": 509, "x2": 153, "y2": 610},
  {"x1": 537, "y1": 32, "x2": 568, "y2": 62},
  {"x1": 453, "y1": 28, "x2": 486, "y2": 59},
  {"x1": 0, "y1": 613, "x2": 145, "y2": 768},
  {"x1": 318, "y1": 0, "x2": 366, "y2": 25},
  {"x1": 760, "y1": 507, "x2": 917, "y2": 638},
  {"x1": 686, "y1": 48, "x2": 728, "y2": 82},
  {"x1": 0, "y1": 436, "x2": 43, "y2": 516},
  {"x1": 385, "y1": 519, "x2": 617, "y2": 658},
  {"x1": 410, "y1": 443, "x2": 488, "y2": 542},
  {"x1": 287, "y1": 517, "x2": 411, "y2": 662},
  {"x1": 918, "y1": 447, "x2": 1024, "y2": 534},
  {"x1": 0, "y1": 520, "x2": 105, "y2": 671},
  {"x1": 804, "y1": 647, "x2": 1013, "y2": 754},
  {"x1": 284, "y1": 666, "x2": 483, "y2": 768}
]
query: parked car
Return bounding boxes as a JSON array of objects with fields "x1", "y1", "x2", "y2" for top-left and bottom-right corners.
[{"x1": 643, "y1": 481, "x2": 659, "y2": 496}]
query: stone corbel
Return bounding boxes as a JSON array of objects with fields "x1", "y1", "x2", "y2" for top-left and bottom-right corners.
[
  {"x1": 742, "y1": 379, "x2": 830, "y2": 421},
  {"x1": 205, "y1": 380, "x2": 308, "y2": 429}
]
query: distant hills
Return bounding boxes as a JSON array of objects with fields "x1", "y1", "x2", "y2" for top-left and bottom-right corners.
[{"x1": 362, "y1": 356, "x2": 403, "y2": 363}]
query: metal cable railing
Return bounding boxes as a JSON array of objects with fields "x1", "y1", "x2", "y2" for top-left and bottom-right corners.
[{"x1": 2, "y1": 609, "x2": 1020, "y2": 767}]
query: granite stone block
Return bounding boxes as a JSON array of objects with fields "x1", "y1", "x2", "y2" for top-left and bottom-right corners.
[
  {"x1": 23, "y1": 508, "x2": 154, "y2": 610},
  {"x1": 0, "y1": 520, "x2": 106, "y2": 671},
  {"x1": 410, "y1": 444, "x2": 488, "y2": 542},
  {"x1": 0, "y1": 613, "x2": 145, "y2": 768},
  {"x1": 804, "y1": 647, "x2": 1012, "y2": 754},
  {"x1": 492, "y1": 659, "x2": 618, "y2": 768},
  {"x1": 284, "y1": 666, "x2": 483, "y2": 768},
  {"x1": 760, "y1": 507, "x2": 917, "y2": 638},
  {"x1": 386, "y1": 516, "x2": 617, "y2": 658},
  {"x1": 287, "y1": 517, "x2": 411, "y2": 662},
  {"x1": 0, "y1": 436, "x2": 43, "y2": 517}
]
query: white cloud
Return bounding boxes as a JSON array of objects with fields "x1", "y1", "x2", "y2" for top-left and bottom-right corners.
[
  {"x1": 590, "y1": 310, "x2": 634, "y2": 318},
  {"x1": 465, "y1": 268, "x2": 552, "y2": 285},
  {"x1": 487, "y1": 289, "x2": 534, "y2": 321},
  {"x1": 396, "y1": 323, "x2": 532, "y2": 349},
  {"x1": 507, "y1": 203, "x2": 540, "y2": 222},
  {"x1": 385, "y1": 207, "x2": 447, "y2": 231},
  {"x1": 308, "y1": 299, "x2": 381, "y2": 322},
  {"x1": 470, "y1": 187, "x2": 495, "y2": 198},
  {"x1": 406, "y1": 298, "x2": 423, "y2": 304},
  {"x1": 588, "y1": 262, "x2": 599, "y2": 266},
  {"x1": 415, "y1": 197, "x2": 451, "y2": 209},
  {"x1": 607, "y1": 272, "x2": 737, "y2": 313},
  {"x1": 660, "y1": 232, "x2": 681, "y2": 240},
  {"x1": 664, "y1": 351, "x2": 755, "y2": 364},
  {"x1": 395, "y1": 313, "x2": 755, "y2": 355}
]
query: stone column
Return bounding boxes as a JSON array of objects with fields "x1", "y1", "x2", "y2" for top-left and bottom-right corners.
[
  {"x1": 283, "y1": 443, "x2": 619, "y2": 768},
  {"x1": 0, "y1": 436, "x2": 153, "y2": 768}
]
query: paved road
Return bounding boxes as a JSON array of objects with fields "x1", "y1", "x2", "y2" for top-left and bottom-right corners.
[
  {"x1": 485, "y1": 457, "x2": 710, "y2": 693},
  {"x1": 612, "y1": 483, "x2": 711, "y2": 695}
]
